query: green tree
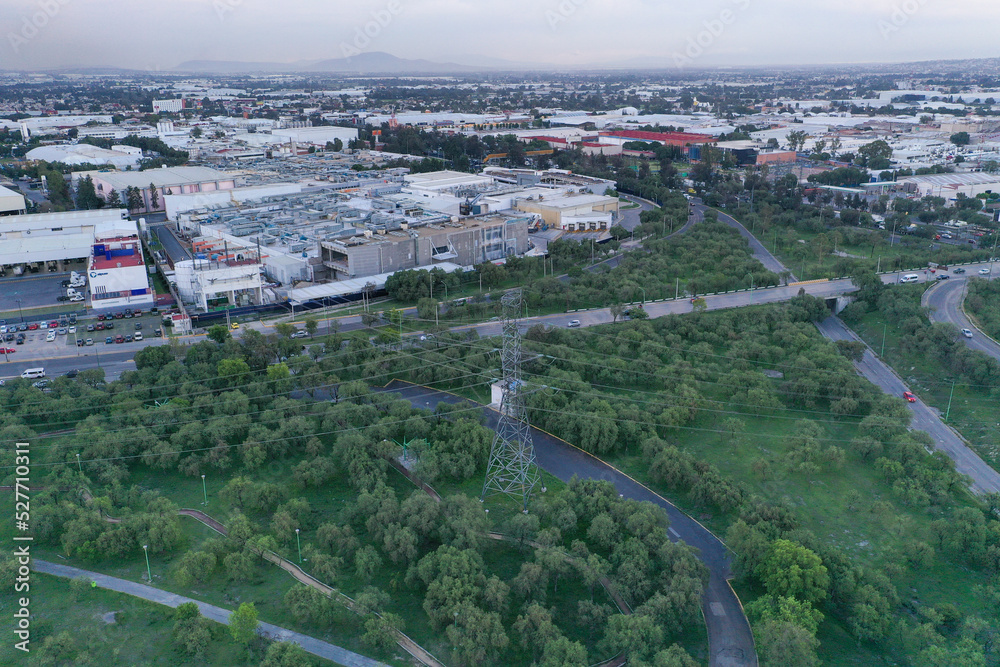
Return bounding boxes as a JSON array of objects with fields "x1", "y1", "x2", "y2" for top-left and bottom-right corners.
[
  {"x1": 362, "y1": 612, "x2": 404, "y2": 652},
  {"x1": 229, "y1": 601, "x2": 259, "y2": 647},
  {"x1": 950, "y1": 132, "x2": 971, "y2": 147},
  {"x1": 304, "y1": 317, "x2": 318, "y2": 337},
  {"x1": 755, "y1": 620, "x2": 820, "y2": 667},
  {"x1": 275, "y1": 322, "x2": 298, "y2": 338},
  {"x1": 207, "y1": 324, "x2": 231, "y2": 344},
  {"x1": 106, "y1": 188, "x2": 122, "y2": 208},
  {"x1": 260, "y1": 641, "x2": 315, "y2": 667},
  {"x1": 539, "y1": 635, "x2": 588, "y2": 666},
  {"x1": 149, "y1": 183, "x2": 160, "y2": 210},
  {"x1": 76, "y1": 176, "x2": 103, "y2": 210},
  {"x1": 759, "y1": 539, "x2": 829, "y2": 604}
]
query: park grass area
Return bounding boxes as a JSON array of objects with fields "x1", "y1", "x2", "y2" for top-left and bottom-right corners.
[
  {"x1": 849, "y1": 304, "x2": 1000, "y2": 470},
  {"x1": 0, "y1": 571, "x2": 263, "y2": 666}
]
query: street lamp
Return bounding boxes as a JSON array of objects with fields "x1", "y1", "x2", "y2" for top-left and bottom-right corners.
[
  {"x1": 746, "y1": 273, "x2": 755, "y2": 300},
  {"x1": 638, "y1": 287, "x2": 646, "y2": 304},
  {"x1": 14, "y1": 297, "x2": 23, "y2": 323},
  {"x1": 142, "y1": 544, "x2": 151, "y2": 584},
  {"x1": 295, "y1": 528, "x2": 303, "y2": 564},
  {"x1": 76, "y1": 453, "x2": 82, "y2": 473},
  {"x1": 201, "y1": 474, "x2": 208, "y2": 505}
]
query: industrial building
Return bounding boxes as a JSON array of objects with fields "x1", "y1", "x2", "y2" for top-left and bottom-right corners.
[
  {"x1": 26, "y1": 144, "x2": 142, "y2": 169},
  {"x1": 152, "y1": 99, "x2": 185, "y2": 113},
  {"x1": 514, "y1": 192, "x2": 620, "y2": 231},
  {"x1": 319, "y1": 214, "x2": 531, "y2": 280},
  {"x1": 0, "y1": 209, "x2": 131, "y2": 274},
  {"x1": 270, "y1": 126, "x2": 359, "y2": 147},
  {"x1": 74, "y1": 166, "x2": 237, "y2": 214},
  {"x1": 0, "y1": 185, "x2": 26, "y2": 216},
  {"x1": 172, "y1": 255, "x2": 264, "y2": 311}
]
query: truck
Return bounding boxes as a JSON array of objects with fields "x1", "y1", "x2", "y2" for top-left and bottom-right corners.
[{"x1": 66, "y1": 287, "x2": 82, "y2": 298}]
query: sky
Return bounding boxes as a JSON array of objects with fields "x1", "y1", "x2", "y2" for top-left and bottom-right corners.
[{"x1": 2, "y1": 0, "x2": 998, "y2": 71}]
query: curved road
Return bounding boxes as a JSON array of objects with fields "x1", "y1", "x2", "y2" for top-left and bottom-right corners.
[
  {"x1": 704, "y1": 204, "x2": 796, "y2": 281},
  {"x1": 32, "y1": 559, "x2": 388, "y2": 667},
  {"x1": 382, "y1": 380, "x2": 756, "y2": 667},
  {"x1": 923, "y1": 277, "x2": 1000, "y2": 359}
]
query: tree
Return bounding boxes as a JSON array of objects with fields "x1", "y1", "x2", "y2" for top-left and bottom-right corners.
[
  {"x1": 304, "y1": 317, "x2": 318, "y2": 337},
  {"x1": 275, "y1": 322, "x2": 298, "y2": 338},
  {"x1": 229, "y1": 601, "x2": 259, "y2": 646},
  {"x1": 785, "y1": 130, "x2": 808, "y2": 152},
  {"x1": 150, "y1": 183, "x2": 160, "y2": 210},
  {"x1": 445, "y1": 604, "x2": 509, "y2": 665},
  {"x1": 363, "y1": 612, "x2": 404, "y2": 651},
  {"x1": 950, "y1": 131, "x2": 971, "y2": 147},
  {"x1": 539, "y1": 636, "x2": 588, "y2": 666},
  {"x1": 207, "y1": 324, "x2": 231, "y2": 344},
  {"x1": 758, "y1": 539, "x2": 829, "y2": 604},
  {"x1": 125, "y1": 186, "x2": 143, "y2": 212},
  {"x1": 755, "y1": 619, "x2": 820, "y2": 667},
  {"x1": 856, "y1": 140, "x2": 893, "y2": 169},
  {"x1": 260, "y1": 641, "x2": 314, "y2": 667},
  {"x1": 191, "y1": 127, "x2": 203, "y2": 139},
  {"x1": 106, "y1": 188, "x2": 122, "y2": 208},
  {"x1": 610, "y1": 304, "x2": 624, "y2": 322},
  {"x1": 76, "y1": 176, "x2": 103, "y2": 210}
]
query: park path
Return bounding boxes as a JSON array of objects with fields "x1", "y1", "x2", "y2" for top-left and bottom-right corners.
[
  {"x1": 32, "y1": 559, "x2": 388, "y2": 667},
  {"x1": 381, "y1": 380, "x2": 757, "y2": 667}
]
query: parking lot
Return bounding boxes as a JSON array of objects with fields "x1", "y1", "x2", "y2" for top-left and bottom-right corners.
[
  {"x1": 0, "y1": 307, "x2": 167, "y2": 366},
  {"x1": 0, "y1": 267, "x2": 89, "y2": 313}
]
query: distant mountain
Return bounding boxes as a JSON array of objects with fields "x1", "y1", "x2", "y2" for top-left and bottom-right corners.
[{"x1": 174, "y1": 52, "x2": 480, "y2": 75}]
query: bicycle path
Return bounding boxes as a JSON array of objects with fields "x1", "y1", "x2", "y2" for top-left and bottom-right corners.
[{"x1": 32, "y1": 559, "x2": 388, "y2": 667}]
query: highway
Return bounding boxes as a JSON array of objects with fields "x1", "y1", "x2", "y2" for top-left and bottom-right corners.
[{"x1": 922, "y1": 275, "x2": 1000, "y2": 359}]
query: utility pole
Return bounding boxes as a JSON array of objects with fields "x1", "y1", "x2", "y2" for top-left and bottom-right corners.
[
  {"x1": 881, "y1": 323, "x2": 887, "y2": 358},
  {"x1": 481, "y1": 289, "x2": 540, "y2": 512},
  {"x1": 142, "y1": 544, "x2": 151, "y2": 583}
]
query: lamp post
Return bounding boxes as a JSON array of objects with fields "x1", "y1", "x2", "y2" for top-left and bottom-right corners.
[
  {"x1": 881, "y1": 323, "x2": 887, "y2": 358},
  {"x1": 142, "y1": 544, "x2": 151, "y2": 583},
  {"x1": 76, "y1": 453, "x2": 82, "y2": 473},
  {"x1": 15, "y1": 297, "x2": 23, "y2": 323},
  {"x1": 639, "y1": 287, "x2": 646, "y2": 305},
  {"x1": 746, "y1": 273, "x2": 755, "y2": 301},
  {"x1": 295, "y1": 528, "x2": 303, "y2": 564},
  {"x1": 201, "y1": 474, "x2": 207, "y2": 505}
]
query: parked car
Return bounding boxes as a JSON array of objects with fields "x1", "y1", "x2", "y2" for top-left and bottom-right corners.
[
  {"x1": 85, "y1": 338, "x2": 94, "y2": 346},
  {"x1": 87, "y1": 324, "x2": 95, "y2": 332},
  {"x1": 153, "y1": 328, "x2": 162, "y2": 337},
  {"x1": 97, "y1": 314, "x2": 106, "y2": 321},
  {"x1": 45, "y1": 331, "x2": 56, "y2": 342},
  {"x1": 134, "y1": 332, "x2": 143, "y2": 341},
  {"x1": 105, "y1": 322, "x2": 114, "y2": 330},
  {"x1": 0, "y1": 347, "x2": 16, "y2": 354},
  {"x1": 76, "y1": 339, "x2": 85, "y2": 347},
  {"x1": 124, "y1": 334, "x2": 133, "y2": 343},
  {"x1": 105, "y1": 336, "x2": 114, "y2": 344},
  {"x1": 115, "y1": 335, "x2": 124, "y2": 344},
  {"x1": 134, "y1": 322, "x2": 142, "y2": 330},
  {"x1": 27, "y1": 323, "x2": 38, "y2": 330},
  {"x1": 68, "y1": 326, "x2": 76, "y2": 334},
  {"x1": 56, "y1": 295, "x2": 70, "y2": 302},
  {"x1": 3, "y1": 333, "x2": 12, "y2": 342},
  {"x1": 57, "y1": 327, "x2": 67, "y2": 335},
  {"x1": 903, "y1": 391, "x2": 917, "y2": 402},
  {"x1": 962, "y1": 328, "x2": 974, "y2": 338}
]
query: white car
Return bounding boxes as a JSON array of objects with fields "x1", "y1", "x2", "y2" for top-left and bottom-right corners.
[
  {"x1": 45, "y1": 331, "x2": 56, "y2": 342},
  {"x1": 962, "y1": 328, "x2": 974, "y2": 338},
  {"x1": 134, "y1": 332, "x2": 143, "y2": 341},
  {"x1": 290, "y1": 330, "x2": 308, "y2": 339},
  {"x1": 568, "y1": 320, "x2": 581, "y2": 328},
  {"x1": 68, "y1": 326, "x2": 76, "y2": 334},
  {"x1": 980, "y1": 267, "x2": 991, "y2": 275}
]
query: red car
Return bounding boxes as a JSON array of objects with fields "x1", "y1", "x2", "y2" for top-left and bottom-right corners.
[
  {"x1": 903, "y1": 391, "x2": 917, "y2": 403},
  {"x1": 0, "y1": 348, "x2": 15, "y2": 354},
  {"x1": 97, "y1": 314, "x2": 106, "y2": 321},
  {"x1": 48, "y1": 320, "x2": 58, "y2": 328},
  {"x1": 27, "y1": 323, "x2": 38, "y2": 330}
]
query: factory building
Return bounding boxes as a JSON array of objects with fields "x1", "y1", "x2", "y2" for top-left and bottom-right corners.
[
  {"x1": 270, "y1": 126, "x2": 359, "y2": 147},
  {"x1": 0, "y1": 185, "x2": 26, "y2": 216},
  {"x1": 0, "y1": 209, "x2": 131, "y2": 275},
  {"x1": 172, "y1": 255, "x2": 264, "y2": 311},
  {"x1": 74, "y1": 166, "x2": 237, "y2": 215},
  {"x1": 319, "y1": 215, "x2": 531, "y2": 280},
  {"x1": 514, "y1": 192, "x2": 620, "y2": 231}
]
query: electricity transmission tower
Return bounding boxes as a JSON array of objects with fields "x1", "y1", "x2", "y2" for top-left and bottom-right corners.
[{"x1": 481, "y1": 289, "x2": 540, "y2": 511}]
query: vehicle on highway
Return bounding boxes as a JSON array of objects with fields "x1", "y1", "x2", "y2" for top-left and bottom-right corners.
[
  {"x1": 937, "y1": 274, "x2": 951, "y2": 280},
  {"x1": 290, "y1": 330, "x2": 308, "y2": 338},
  {"x1": 980, "y1": 268, "x2": 991, "y2": 275},
  {"x1": 568, "y1": 320, "x2": 581, "y2": 328},
  {"x1": 954, "y1": 267, "x2": 966, "y2": 274},
  {"x1": 65, "y1": 369, "x2": 78, "y2": 378},
  {"x1": 903, "y1": 391, "x2": 917, "y2": 402},
  {"x1": 21, "y1": 368, "x2": 45, "y2": 379},
  {"x1": 899, "y1": 274, "x2": 920, "y2": 283},
  {"x1": 962, "y1": 328, "x2": 974, "y2": 338}
]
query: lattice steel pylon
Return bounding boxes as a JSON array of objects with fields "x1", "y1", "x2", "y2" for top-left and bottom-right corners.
[{"x1": 481, "y1": 289, "x2": 540, "y2": 511}]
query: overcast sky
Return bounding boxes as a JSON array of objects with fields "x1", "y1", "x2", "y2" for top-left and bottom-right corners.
[{"x1": 3, "y1": 0, "x2": 997, "y2": 71}]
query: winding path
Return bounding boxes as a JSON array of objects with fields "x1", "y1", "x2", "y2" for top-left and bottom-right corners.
[
  {"x1": 380, "y1": 380, "x2": 757, "y2": 667},
  {"x1": 705, "y1": 204, "x2": 796, "y2": 281},
  {"x1": 32, "y1": 559, "x2": 388, "y2": 667},
  {"x1": 922, "y1": 276, "x2": 1000, "y2": 359}
]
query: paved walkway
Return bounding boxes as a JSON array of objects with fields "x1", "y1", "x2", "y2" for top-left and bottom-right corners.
[{"x1": 33, "y1": 560, "x2": 388, "y2": 667}]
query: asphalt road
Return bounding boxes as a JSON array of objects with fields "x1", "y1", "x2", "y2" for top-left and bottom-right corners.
[
  {"x1": 618, "y1": 194, "x2": 658, "y2": 232},
  {"x1": 381, "y1": 380, "x2": 757, "y2": 667},
  {"x1": 33, "y1": 560, "x2": 388, "y2": 667},
  {"x1": 0, "y1": 271, "x2": 85, "y2": 312},
  {"x1": 816, "y1": 316, "x2": 1000, "y2": 495},
  {"x1": 152, "y1": 223, "x2": 192, "y2": 264},
  {"x1": 708, "y1": 205, "x2": 796, "y2": 281},
  {"x1": 922, "y1": 276, "x2": 1000, "y2": 359}
]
